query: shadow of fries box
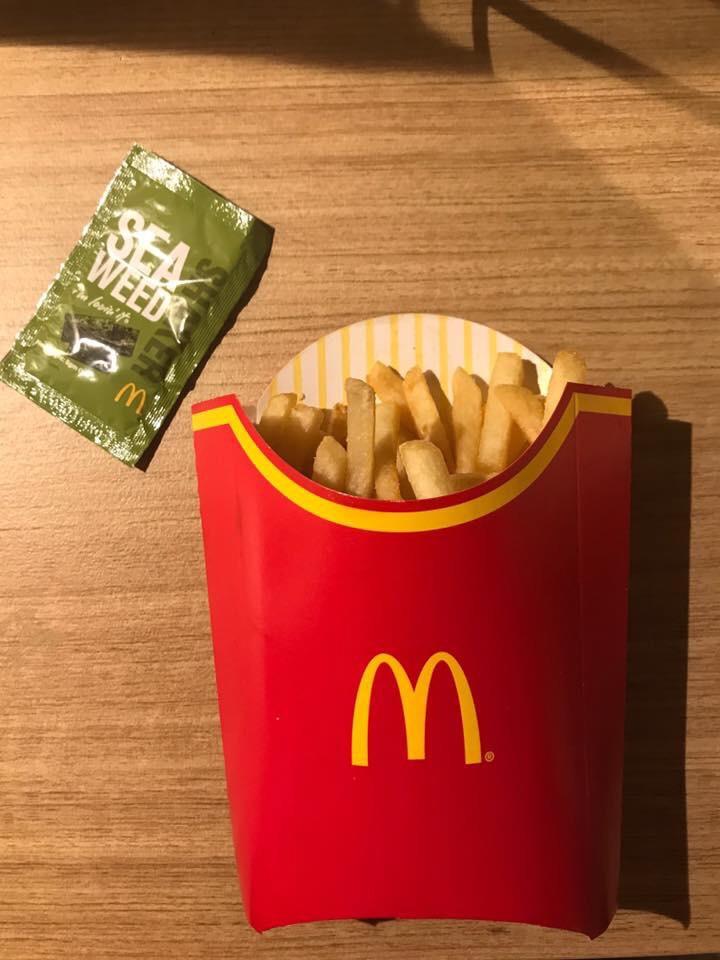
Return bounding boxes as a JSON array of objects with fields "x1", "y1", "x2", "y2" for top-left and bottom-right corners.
[{"x1": 191, "y1": 316, "x2": 632, "y2": 937}]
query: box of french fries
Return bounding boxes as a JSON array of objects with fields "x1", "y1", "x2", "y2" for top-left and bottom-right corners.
[{"x1": 191, "y1": 314, "x2": 631, "y2": 937}]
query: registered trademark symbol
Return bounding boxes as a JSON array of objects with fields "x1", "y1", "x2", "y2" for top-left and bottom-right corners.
[{"x1": 484, "y1": 751, "x2": 495, "y2": 762}]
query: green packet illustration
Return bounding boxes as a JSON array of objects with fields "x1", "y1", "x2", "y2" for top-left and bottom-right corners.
[{"x1": 0, "y1": 144, "x2": 273, "y2": 465}]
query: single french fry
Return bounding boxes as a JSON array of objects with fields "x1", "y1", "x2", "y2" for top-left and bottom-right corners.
[
  {"x1": 374, "y1": 402, "x2": 402, "y2": 500},
  {"x1": 280, "y1": 403, "x2": 325, "y2": 474},
  {"x1": 449, "y1": 472, "x2": 486, "y2": 493},
  {"x1": 477, "y1": 352, "x2": 526, "y2": 475},
  {"x1": 367, "y1": 361, "x2": 414, "y2": 430},
  {"x1": 312, "y1": 435, "x2": 348, "y2": 492},
  {"x1": 327, "y1": 403, "x2": 347, "y2": 446},
  {"x1": 425, "y1": 371, "x2": 456, "y2": 465},
  {"x1": 543, "y1": 350, "x2": 587, "y2": 424},
  {"x1": 396, "y1": 428, "x2": 415, "y2": 499},
  {"x1": 403, "y1": 366, "x2": 454, "y2": 471},
  {"x1": 346, "y1": 378, "x2": 375, "y2": 497},
  {"x1": 262, "y1": 392, "x2": 298, "y2": 419},
  {"x1": 495, "y1": 385, "x2": 545, "y2": 443},
  {"x1": 257, "y1": 393, "x2": 298, "y2": 449},
  {"x1": 400, "y1": 440, "x2": 453, "y2": 499},
  {"x1": 452, "y1": 367, "x2": 484, "y2": 473},
  {"x1": 376, "y1": 464, "x2": 402, "y2": 500},
  {"x1": 320, "y1": 404, "x2": 347, "y2": 444}
]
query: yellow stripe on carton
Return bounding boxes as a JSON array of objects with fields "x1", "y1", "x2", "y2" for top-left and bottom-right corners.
[{"x1": 193, "y1": 392, "x2": 630, "y2": 533}]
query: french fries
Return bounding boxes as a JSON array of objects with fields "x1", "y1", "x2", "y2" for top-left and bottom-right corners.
[
  {"x1": 374, "y1": 403, "x2": 402, "y2": 500},
  {"x1": 452, "y1": 367, "x2": 484, "y2": 473},
  {"x1": 261, "y1": 392, "x2": 298, "y2": 420},
  {"x1": 259, "y1": 395, "x2": 323, "y2": 474},
  {"x1": 367, "y1": 361, "x2": 413, "y2": 430},
  {"x1": 258, "y1": 343, "x2": 589, "y2": 500},
  {"x1": 400, "y1": 440, "x2": 453, "y2": 499},
  {"x1": 257, "y1": 392, "x2": 297, "y2": 450},
  {"x1": 284, "y1": 403, "x2": 325, "y2": 474},
  {"x1": 312, "y1": 435, "x2": 348, "y2": 492},
  {"x1": 425, "y1": 371, "x2": 456, "y2": 465},
  {"x1": 326, "y1": 403, "x2": 347, "y2": 445},
  {"x1": 495, "y1": 385, "x2": 544, "y2": 443},
  {"x1": 346, "y1": 378, "x2": 375, "y2": 498},
  {"x1": 543, "y1": 350, "x2": 587, "y2": 424},
  {"x1": 449, "y1": 472, "x2": 486, "y2": 493},
  {"x1": 396, "y1": 428, "x2": 416, "y2": 500},
  {"x1": 477, "y1": 352, "x2": 525, "y2": 476},
  {"x1": 403, "y1": 366, "x2": 455, "y2": 471}
]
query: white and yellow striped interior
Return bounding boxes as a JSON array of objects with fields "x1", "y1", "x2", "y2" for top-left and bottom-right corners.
[{"x1": 259, "y1": 314, "x2": 551, "y2": 416}]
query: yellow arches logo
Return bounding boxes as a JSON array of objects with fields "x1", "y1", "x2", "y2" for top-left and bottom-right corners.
[
  {"x1": 114, "y1": 381, "x2": 146, "y2": 414},
  {"x1": 351, "y1": 652, "x2": 482, "y2": 766}
]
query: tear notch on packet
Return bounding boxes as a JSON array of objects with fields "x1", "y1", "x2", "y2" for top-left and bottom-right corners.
[{"x1": 0, "y1": 144, "x2": 273, "y2": 466}]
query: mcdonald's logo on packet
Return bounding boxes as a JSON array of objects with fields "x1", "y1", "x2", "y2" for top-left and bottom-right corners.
[
  {"x1": 351, "y1": 651, "x2": 482, "y2": 766},
  {"x1": 114, "y1": 380, "x2": 147, "y2": 414}
]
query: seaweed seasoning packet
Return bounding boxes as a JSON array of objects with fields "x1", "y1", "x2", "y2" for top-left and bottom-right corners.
[{"x1": 0, "y1": 145, "x2": 272, "y2": 465}]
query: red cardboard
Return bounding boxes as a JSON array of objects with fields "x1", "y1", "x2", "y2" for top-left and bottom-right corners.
[{"x1": 191, "y1": 380, "x2": 631, "y2": 937}]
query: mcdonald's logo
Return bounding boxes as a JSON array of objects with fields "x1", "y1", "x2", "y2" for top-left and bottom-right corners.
[
  {"x1": 351, "y1": 651, "x2": 482, "y2": 766},
  {"x1": 114, "y1": 381, "x2": 146, "y2": 414}
]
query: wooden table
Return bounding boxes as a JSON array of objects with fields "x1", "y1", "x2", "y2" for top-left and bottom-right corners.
[{"x1": 1, "y1": 2, "x2": 718, "y2": 957}]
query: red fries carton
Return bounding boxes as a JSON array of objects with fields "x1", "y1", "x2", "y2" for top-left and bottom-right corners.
[{"x1": 191, "y1": 316, "x2": 632, "y2": 937}]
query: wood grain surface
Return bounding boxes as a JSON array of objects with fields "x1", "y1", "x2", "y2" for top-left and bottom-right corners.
[{"x1": 1, "y1": 2, "x2": 719, "y2": 957}]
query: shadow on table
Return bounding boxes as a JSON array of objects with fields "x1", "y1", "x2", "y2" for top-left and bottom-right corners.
[
  {"x1": 618, "y1": 393, "x2": 692, "y2": 924},
  {"x1": 2, "y1": 0, "x2": 718, "y2": 134},
  {"x1": 473, "y1": 1, "x2": 720, "y2": 128},
  {"x1": 0, "y1": 0, "x2": 718, "y2": 84},
  {"x1": 0, "y1": 0, "x2": 484, "y2": 70}
]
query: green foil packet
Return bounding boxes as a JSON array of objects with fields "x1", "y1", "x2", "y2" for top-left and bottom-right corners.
[{"x1": 0, "y1": 145, "x2": 272, "y2": 465}]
